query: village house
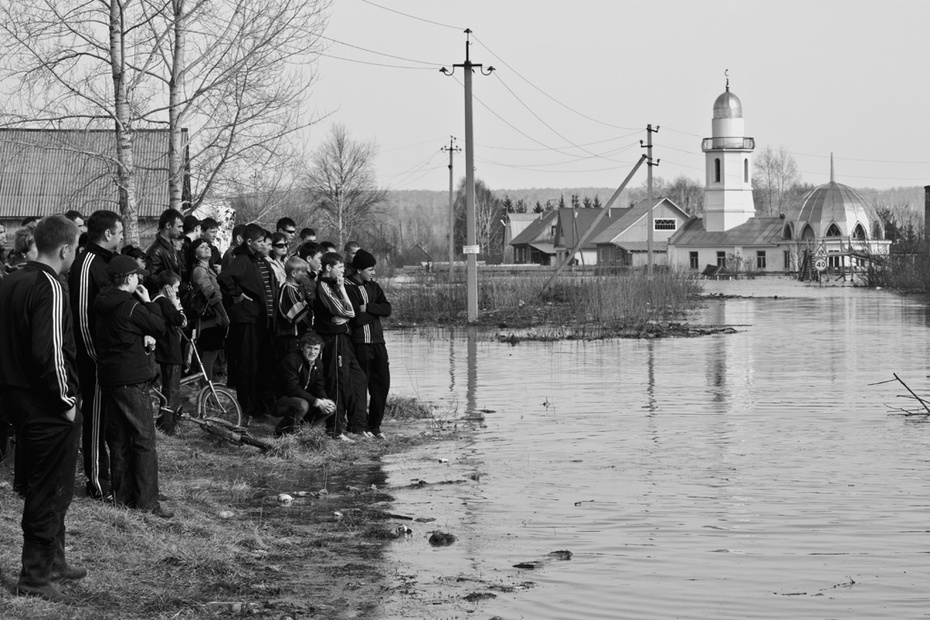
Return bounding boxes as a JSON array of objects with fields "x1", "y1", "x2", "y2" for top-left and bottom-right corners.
[
  {"x1": 509, "y1": 210, "x2": 559, "y2": 265},
  {"x1": 590, "y1": 197, "x2": 691, "y2": 268},
  {"x1": 0, "y1": 128, "x2": 187, "y2": 241}
]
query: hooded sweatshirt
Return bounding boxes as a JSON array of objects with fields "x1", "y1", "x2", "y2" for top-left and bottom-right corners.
[{"x1": 93, "y1": 286, "x2": 166, "y2": 386}]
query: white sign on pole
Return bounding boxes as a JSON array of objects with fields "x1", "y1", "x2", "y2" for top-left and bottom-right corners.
[
  {"x1": 814, "y1": 257, "x2": 827, "y2": 272},
  {"x1": 463, "y1": 245, "x2": 480, "y2": 255}
]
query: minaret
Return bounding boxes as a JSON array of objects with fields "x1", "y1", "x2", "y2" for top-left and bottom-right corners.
[{"x1": 702, "y1": 76, "x2": 756, "y2": 231}]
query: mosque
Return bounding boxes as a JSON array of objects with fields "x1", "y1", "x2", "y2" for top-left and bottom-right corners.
[{"x1": 667, "y1": 82, "x2": 891, "y2": 275}]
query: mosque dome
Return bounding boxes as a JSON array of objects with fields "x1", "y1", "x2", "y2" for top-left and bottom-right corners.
[
  {"x1": 713, "y1": 87, "x2": 742, "y2": 119},
  {"x1": 785, "y1": 180, "x2": 881, "y2": 241}
]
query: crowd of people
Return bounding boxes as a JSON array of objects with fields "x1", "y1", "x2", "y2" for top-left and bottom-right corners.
[{"x1": 0, "y1": 208, "x2": 392, "y2": 604}]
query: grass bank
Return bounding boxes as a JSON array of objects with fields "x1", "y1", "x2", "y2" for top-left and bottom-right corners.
[
  {"x1": 0, "y1": 395, "x2": 449, "y2": 619},
  {"x1": 383, "y1": 269, "x2": 705, "y2": 338}
]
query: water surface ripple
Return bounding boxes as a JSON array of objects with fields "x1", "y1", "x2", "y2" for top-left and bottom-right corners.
[{"x1": 380, "y1": 285, "x2": 930, "y2": 619}]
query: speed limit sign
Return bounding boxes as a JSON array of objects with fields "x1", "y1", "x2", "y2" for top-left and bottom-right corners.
[{"x1": 814, "y1": 257, "x2": 827, "y2": 272}]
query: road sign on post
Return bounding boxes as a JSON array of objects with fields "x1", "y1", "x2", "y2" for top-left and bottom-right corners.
[{"x1": 814, "y1": 257, "x2": 827, "y2": 272}]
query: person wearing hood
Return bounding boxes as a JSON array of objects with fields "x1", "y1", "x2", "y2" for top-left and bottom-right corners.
[{"x1": 94, "y1": 255, "x2": 171, "y2": 519}]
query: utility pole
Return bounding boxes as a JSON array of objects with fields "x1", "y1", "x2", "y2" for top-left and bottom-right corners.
[
  {"x1": 441, "y1": 136, "x2": 461, "y2": 282},
  {"x1": 642, "y1": 124, "x2": 660, "y2": 276},
  {"x1": 442, "y1": 29, "x2": 493, "y2": 322}
]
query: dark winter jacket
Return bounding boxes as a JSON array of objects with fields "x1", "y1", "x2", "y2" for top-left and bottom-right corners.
[
  {"x1": 272, "y1": 351, "x2": 327, "y2": 405},
  {"x1": 69, "y1": 242, "x2": 115, "y2": 367},
  {"x1": 93, "y1": 287, "x2": 166, "y2": 386},
  {"x1": 218, "y1": 244, "x2": 276, "y2": 325},
  {"x1": 152, "y1": 294, "x2": 187, "y2": 366},
  {"x1": 346, "y1": 277, "x2": 392, "y2": 345},
  {"x1": 0, "y1": 262, "x2": 79, "y2": 411},
  {"x1": 145, "y1": 234, "x2": 183, "y2": 290},
  {"x1": 313, "y1": 277, "x2": 354, "y2": 336}
]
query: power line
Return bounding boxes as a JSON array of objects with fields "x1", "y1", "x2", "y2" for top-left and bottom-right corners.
[
  {"x1": 318, "y1": 52, "x2": 434, "y2": 70},
  {"x1": 478, "y1": 131, "x2": 641, "y2": 152},
  {"x1": 471, "y1": 33, "x2": 639, "y2": 132},
  {"x1": 476, "y1": 155, "x2": 640, "y2": 174},
  {"x1": 359, "y1": 0, "x2": 464, "y2": 31},
  {"x1": 317, "y1": 34, "x2": 442, "y2": 66}
]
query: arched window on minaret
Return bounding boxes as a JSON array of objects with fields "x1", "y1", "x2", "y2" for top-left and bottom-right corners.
[
  {"x1": 853, "y1": 224, "x2": 866, "y2": 240},
  {"x1": 744, "y1": 158, "x2": 749, "y2": 183},
  {"x1": 783, "y1": 224, "x2": 793, "y2": 240},
  {"x1": 714, "y1": 158, "x2": 721, "y2": 183},
  {"x1": 826, "y1": 223, "x2": 842, "y2": 237}
]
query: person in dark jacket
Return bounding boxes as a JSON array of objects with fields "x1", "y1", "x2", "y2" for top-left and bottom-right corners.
[
  {"x1": 346, "y1": 250, "x2": 392, "y2": 439},
  {"x1": 313, "y1": 252, "x2": 367, "y2": 441},
  {"x1": 218, "y1": 223, "x2": 277, "y2": 423},
  {"x1": 0, "y1": 215, "x2": 85, "y2": 604},
  {"x1": 68, "y1": 209, "x2": 123, "y2": 501},
  {"x1": 272, "y1": 332, "x2": 336, "y2": 436},
  {"x1": 152, "y1": 270, "x2": 187, "y2": 435},
  {"x1": 94, "y1": 255, "x2": 172, "y2": 519},
  {"x1": 145, "y1": 208, "x2": 184, "y2": 292}
]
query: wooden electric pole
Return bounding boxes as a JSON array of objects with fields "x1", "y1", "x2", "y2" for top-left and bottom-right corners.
[
  {"x1": 442, "y1": 29, "x2": 493, "y2": 322},
  {"x1": 441, "y1": 136, "x2": 460, "y2": 282}
]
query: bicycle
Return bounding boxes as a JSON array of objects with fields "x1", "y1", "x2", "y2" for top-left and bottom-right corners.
[{"x1": 178, "y1": 331, "x2": 242, "y2": 427}]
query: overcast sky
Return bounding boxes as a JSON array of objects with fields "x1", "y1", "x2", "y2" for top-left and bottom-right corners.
[{"x1": 308, "y1": 0, "x2": 929, "y2": 193}]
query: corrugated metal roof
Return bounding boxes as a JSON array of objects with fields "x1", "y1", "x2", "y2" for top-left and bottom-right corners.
[
  {"x1": 555, "y1": 207, "x2": 627, "y2": 248},
  {"x1": 784, "y1": 181, "x2": 877, "y2": 239},
  {"x1": 0, "y1": 129, "x2": 176, "y2": 218},
  {"x1": 669, "y1": 216, "x2": 785, "y2": 246},
  {"x1": 510, "y1": 211, "x2": 557, "y2": 245}
]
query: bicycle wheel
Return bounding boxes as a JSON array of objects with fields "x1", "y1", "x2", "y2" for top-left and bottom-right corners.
[{"x1": 196, "y1": 384, "x2": 242, "y2": 427}]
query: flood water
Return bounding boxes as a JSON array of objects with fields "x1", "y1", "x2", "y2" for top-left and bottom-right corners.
[{"x1": 376, "y1": 280, "x2": 930, "y2": 619}]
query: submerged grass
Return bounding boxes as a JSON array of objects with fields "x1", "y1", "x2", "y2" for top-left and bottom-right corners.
[
  {"x1": 0, "y1": 394, "x2": 450, "y2": 619},
  {"x1": 384, "y1": 269, "x2": 703, "y2": 332}
]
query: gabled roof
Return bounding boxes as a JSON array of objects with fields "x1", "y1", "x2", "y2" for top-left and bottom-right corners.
[
  {"x1": 614, "y1": 241, "x2": 667, "y2": 252},
  {"x1": 590, "y1": 197, "x2": 688, "y2": 245},
  {"x1": 0, "y1": 128, "x2": 180, "y2": 218},
  {"x1": 510, "y1": 210, "x2": 558, "y2": 246},
  {"x1": 669, "y1": 215, "x2": 785, "y2": 246},
  {"x1": 555, "y1": 207, "x2": 628, "y2": 249}
]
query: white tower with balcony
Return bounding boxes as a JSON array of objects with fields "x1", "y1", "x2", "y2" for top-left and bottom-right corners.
[{"x1": 702, "y1": 81, "x2": 755, "y2": 232}]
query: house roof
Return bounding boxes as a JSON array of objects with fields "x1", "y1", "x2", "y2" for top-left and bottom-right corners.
[
  {"x1": 528, "y1": 241, "x2": 556, "y2": 254},
  {"x1": 510, "y1": 210, "x2": 558, "y2": 245},
  {"x1": 589, "y1": 197, "x2": 688, "y2": 245},
  {"x1": 669, "y1": 215, "x2": 786, "y2": 247},
  {"x1": 614, "y1": 241, "x2": 668, "y2": 253},
  {"x1": 555, "y1": 207, "x2": 628, "y2": 249},
  {"x1": 0, "y1": 128, "x2": 178, "y2": 219}
]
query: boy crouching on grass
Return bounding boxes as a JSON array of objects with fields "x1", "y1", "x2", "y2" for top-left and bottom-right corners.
[
  {"x1": 346, "y1": 249, "x2": 392, "y2": 439},
  {"x1": 313, "y1": 252, "x2": 368, "y2": 442},
  {"x1": 272, "y1": 332, "x2": 336, "y2": 436}
]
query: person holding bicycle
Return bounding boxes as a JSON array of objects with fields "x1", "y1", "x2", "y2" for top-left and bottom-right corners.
[{"x1": 272, "y1": 332, "x2": 336, "y2": 436}]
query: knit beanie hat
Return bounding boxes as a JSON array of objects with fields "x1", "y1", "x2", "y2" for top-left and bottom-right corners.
[{"x1": 352, "y1": 249, "x2": 376, "y2": 271}]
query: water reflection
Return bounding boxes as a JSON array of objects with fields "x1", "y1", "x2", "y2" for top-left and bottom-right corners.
[{"x1": 380, "y1": 285, "x2": 930, "y2": 620}]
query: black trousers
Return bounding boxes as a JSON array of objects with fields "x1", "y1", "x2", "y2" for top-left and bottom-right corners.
[
  {"x1": 319, "y1": 332, "x2": 367, "y2": 435},
  {"x1": 3, "y1": 389, "x2": 81, "y2": 587},
  {"x1": 78, "y1": 361, "x2": 110, "y2": 498},
  {"x1": 354, "y1": 343, "x2": 390, "y2": 433},
  {"x1": 227, "y1": 322, "x2": 274, "y2": 417},
  {"x1": 103, "y1": 383, "x2": 160, "y2": 511}
]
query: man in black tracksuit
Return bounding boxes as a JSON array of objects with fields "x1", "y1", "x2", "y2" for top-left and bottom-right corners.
[
  {"x1": 272, "y1": 332, "x2": 336, "y2": 436},
  {"x1": 0, "y1": 215, "x2": 85, "y2": 603},
  {"x1": 68, "y1": 209, "x2": 123, "y2": 500},
  {"x1": 218, "y1": 224, "x2": 277, "y2": 422},
  {"x1": 345, "y1": 249, "x2": 392, "y2": 438}
]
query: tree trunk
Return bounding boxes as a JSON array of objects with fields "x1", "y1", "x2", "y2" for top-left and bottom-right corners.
[
  {"x1": 168, "y1": 0, "x2": 186, "y2": 214},
  {"x1": 110, "y1": 0, "x2": 139, "y2": 246}
]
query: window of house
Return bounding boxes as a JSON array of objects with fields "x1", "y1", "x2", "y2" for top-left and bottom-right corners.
[
  {"x1": 654, "y1": 219, "x2": 676, "y2": 231},
  {"x1": 714, "y1": 158, "x2": 721, "y2": 183},
  {"x1": 744, "y1": 158, "x2": 749, "y2": 183},
  {"x1": 689, "y1": 251, "x2": 699, "y2": 269},
  {"x1": 716, "y1": 251, "x2": 726, "y2": 267},
  {"x1": 784, "y1": 250, "x2": 791, "y2": 270},
  {"x1": 756, "y1": 250, "x2": 766, "y2": 269},
  {"x1": 828, "y1": 253, "x2": 841, "y2": 269},
  {"x1": 783, "y1": 224, "x2": 792, "y2": 240}
]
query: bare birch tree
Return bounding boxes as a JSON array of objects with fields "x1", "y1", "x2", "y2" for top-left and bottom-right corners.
[
  {"x1": 305, "y1": 125, "x2": 387, "y2": 248},
  {"x1": 753, "y1": 145, "x2": 800, "y2": 216}
]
